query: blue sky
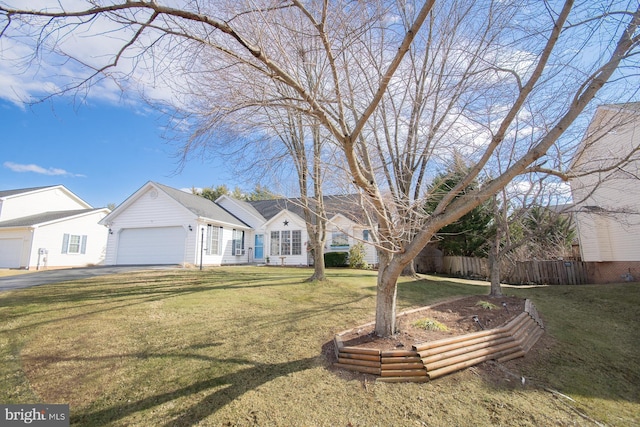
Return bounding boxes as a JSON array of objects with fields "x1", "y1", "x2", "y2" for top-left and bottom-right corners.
[{"x1": 0, "y1": 99, "x2": 232, "y2": 208}]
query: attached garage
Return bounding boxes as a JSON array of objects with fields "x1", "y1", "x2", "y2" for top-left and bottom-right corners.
[
  {"x1": 0, "y1": 238, "x2": 23, "y2": 268},
  {"x1": 116, "y1": 226, "x2": 187, "y2": 265},
  {"x1": 101, "y1": 182, "x2": 252, "y2": 266}
]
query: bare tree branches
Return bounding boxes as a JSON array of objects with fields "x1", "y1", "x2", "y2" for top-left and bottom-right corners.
[{"x1": 2, "y1": 0, "x2": 639, "y2": 336}]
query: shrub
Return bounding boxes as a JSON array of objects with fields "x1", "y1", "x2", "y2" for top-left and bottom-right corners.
[
  {"x1": 324, "y1": 251, "x2": 349, "y2": 267},
  {"x1": 476, "y1": 301, "x2": 498, "y2": 310},
  {"x1": 348, "y1": 243, "x2": 369, "y2": 269},
  {"x1": 413, "y1": 318, "x2": 449, "y2": 331}
]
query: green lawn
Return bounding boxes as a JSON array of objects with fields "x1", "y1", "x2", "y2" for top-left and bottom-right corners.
[{"x1": 1, "y1": 267, "x2": 638, "y2": 426}]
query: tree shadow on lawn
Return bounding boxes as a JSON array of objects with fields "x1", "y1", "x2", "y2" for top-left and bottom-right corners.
[
  {"x1": 0, "y1": 274, "x2": 308, "y2": 332},
  {"x1": 71, "y1": 355, "x2": 318, "y2": 427},
  {"x1": 1, "y1": 270, "x2": 306, "y2": 308}
]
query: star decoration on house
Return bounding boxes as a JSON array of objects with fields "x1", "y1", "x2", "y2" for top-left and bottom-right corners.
[{"x1": 283, "y1": 220, "x2": 289, "y2": 226}]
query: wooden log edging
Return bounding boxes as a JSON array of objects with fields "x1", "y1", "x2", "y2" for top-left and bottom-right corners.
[{"x1": 332, "y1": 299, "x2": 544, "y2": 382}]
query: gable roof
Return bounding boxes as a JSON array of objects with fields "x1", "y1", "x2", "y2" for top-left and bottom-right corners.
[
  {"x1": 249, "y1": 194, "x2": 365, "y2": 224},
  {"x1": 216, "y1": 195, "x2": 268, "y2": 225},
  {"x1": 101, "y1": 182, "x2": 249, "y2": 228},
  {"x1": 0, "y1": 209, "x2": 105, "y2": 228},
  {"x1": 0, "y1": 185, "x2": 93, "y2": 209},
  {"x1": 599, "y1": 101, "x2": 640, "y2": 113},
  {"x1": 571, "y1": 102, "x2": 640, "y2": 172},
  {"x1": 0, "y1": 186, "x2": 58, "y2": 199},
  {"x1": 153, "y1": 183, "x2": 249, "y2": 227}
]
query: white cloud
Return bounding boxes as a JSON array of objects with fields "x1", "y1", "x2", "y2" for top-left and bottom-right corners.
[
  {"x1": 0, "y1": 2, "x2": 182, "y2": 109},
  {"x1": 3, "y1": 161, "x2": 86, "y2": 177}
]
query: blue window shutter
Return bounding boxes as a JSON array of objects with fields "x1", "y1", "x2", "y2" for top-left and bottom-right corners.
[
  {"x1": 219, "y1": 227, "x2": 223, "y2": 255},
  {"x1": 81, "y1": 235, "x2": 87, "y2": 254},
  {"x1": 61, "y1": 234, "x2": 69, "y2": 254}
]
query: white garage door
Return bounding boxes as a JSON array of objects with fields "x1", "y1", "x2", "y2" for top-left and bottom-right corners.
[
  {"x1": 0, "y1": 238, "x2": 23, "y2": 268},
  {"x1": 116, "y1": 227, "x2": 187, "y2": 265}
]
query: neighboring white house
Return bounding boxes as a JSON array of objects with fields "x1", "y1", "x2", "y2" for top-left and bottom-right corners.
[
  {"x1": 569, "y1": 102, "x2": 640, "y2": 282},
  {"x1": 0, "y1": 185, "x2": 110, "y2": 269},
  {"x1": 100, "y1": 182, "x2": 252, "y2": 266}
]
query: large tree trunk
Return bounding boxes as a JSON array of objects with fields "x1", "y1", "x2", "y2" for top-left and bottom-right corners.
[
  {"x1": 401, "y1": 259, "x2": 417, "y2": 277},
  {"x1": 488, "y1": 249, "x2": 503, "y2": 297},
  {"x1": 374, "y1": 252, "x2": 403, "y2": 336},
  {"x1": 489, "y1": 195, "x2": 503, "y2": 297},
  {"x1": 306, "y1": 241, "x2": 326, "y2": 282}
]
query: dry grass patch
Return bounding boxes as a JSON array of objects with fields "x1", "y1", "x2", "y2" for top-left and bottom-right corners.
[{"x1": 1, "y1": 267, "x2": 638, "y2": 426}]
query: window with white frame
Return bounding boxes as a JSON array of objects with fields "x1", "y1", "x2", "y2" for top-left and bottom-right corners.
[
  {"x1": 292, "y1": 230, "x2": 301, "y2": 255},
  {"x1": 206, "y1": 225, "x2": 222, "y2": 255},
  {"x1": 282, "y1": 230, "x2": 291, "y2": 255},
  {"x1": 270, "y1": 230, "x2": 302, "y2": 255},
  {"x1": 270, "y1": 231, "x2": 280, "y2": 256},
  {"x1": 232, "y1": 229, "x2": 245, "y2": 255},
  {"x1": 62, "y1": 234, "x2": 87, "y2": 254},
  {"x1": 331, "y1": 231, "x2": 349, "y2": 247}
]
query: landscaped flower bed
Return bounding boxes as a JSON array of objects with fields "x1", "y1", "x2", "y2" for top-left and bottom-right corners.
[{"x1": 333, "y1": 298, "x2": 544, "y2": 382}]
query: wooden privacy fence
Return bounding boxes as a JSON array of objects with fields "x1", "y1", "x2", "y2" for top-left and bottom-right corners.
[
  {"x1": 441, "y1": 256, "x2": 488, "y2": 279},
  {"x1": 504, "y1": 260, "x2": 588, "y2": 285},
  {"x1": 436, "y1": 256, "x2": 589, "y2": 285},
  {"x1": 333, "y1": 300, "x2": 544, "y2": 382}
]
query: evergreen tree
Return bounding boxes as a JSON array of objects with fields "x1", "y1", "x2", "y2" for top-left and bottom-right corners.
[{"x1": 425, "y1": 163, "x2": 493, "y2": 257}]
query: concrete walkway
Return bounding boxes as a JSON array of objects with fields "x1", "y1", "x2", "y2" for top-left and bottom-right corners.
[{"x1": 0, "y1": 265, "x2": 178, "y2": 292}]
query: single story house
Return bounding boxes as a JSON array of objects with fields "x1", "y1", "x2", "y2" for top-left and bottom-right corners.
[
  {"x1": 0, "y1": 185, "x2": 110, "y2": 269},
  {"x1": 101, "y1": 181, "x2": 378, "y2": 267},
  {"x1": 217, "y1": 194, "x2": 378, "y2": 266}
]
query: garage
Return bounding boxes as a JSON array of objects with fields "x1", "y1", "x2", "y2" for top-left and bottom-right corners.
[
  {"x1": 0, "y1": 238, "x2": 23, "y2": 268},
  {"x1": 116, "y1": 227, "x2": 187, "y2": 265}
]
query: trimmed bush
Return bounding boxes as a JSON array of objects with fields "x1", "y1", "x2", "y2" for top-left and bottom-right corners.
[
  {"x1": 348, "y1": 242, "x2": 369, "y2": 269},
  {"x1": 324, "y1": 251, "x2": 349, "y2": 267}
]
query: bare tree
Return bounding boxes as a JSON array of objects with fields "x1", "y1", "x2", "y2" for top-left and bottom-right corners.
[
  {"x1": 267, "y1": 110, "x2": 330, "y2": 281},
  {"x1": 487, "y1": 176, "x2": 575, "y2": 296},
  {"x1": 2, "y1": 1, "x2": 639, "y2": 337}
]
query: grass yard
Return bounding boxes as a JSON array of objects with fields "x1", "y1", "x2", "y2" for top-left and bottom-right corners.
[{"x1": 0, "y1": 266, "x2": 638, "y2": 426}]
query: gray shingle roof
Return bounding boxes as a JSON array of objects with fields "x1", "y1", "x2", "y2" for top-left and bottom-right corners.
[
  {"x1": 154, "y1": 183, "x2": 249, "y2": 228},
  {"x1": 0, "y1": 209, "x2": 99, "y2": 228},
  {"x1": 249, "y1": 194, "x2": 364, "y2": 223},
  {"x1": 0, "y1": 186, "x2": 58, "y2": 199}
]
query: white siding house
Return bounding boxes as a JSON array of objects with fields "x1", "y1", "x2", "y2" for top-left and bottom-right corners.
[
  {"x1": 100, "y1": 182, "x2": 251, "y2": 266},
  {"x1": 0, "y1": 186, "x2": 109, "y2": 269},
  {"x1": 218, "y1": 194, "x2": 378, "y2": 266},
  {"x1": 569, "y1": 102, "x2": 640, "y2": 281},
  {"x1": 326, "y1": 214, "x2": 378, "y2": 266},
  {"x1": 264, "y1": 209, "x2": 309, "y2": 266},
  {"x1": 102, "y1": 183, "x2": 378, "y2": 268}
]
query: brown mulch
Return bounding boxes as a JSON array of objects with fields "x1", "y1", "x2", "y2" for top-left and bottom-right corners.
[{"x1": 337, "y1": 295, "x2": 526, "y2": 352}]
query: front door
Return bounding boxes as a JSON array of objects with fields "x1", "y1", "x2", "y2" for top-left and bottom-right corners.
[{"x1": 254, "y1": 234, "x2": 264, "y2": 260}]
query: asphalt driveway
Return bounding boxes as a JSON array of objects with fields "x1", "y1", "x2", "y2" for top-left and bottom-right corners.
[{"x1": 0, "y1": 265, "x2": 178, "y2": 292}]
